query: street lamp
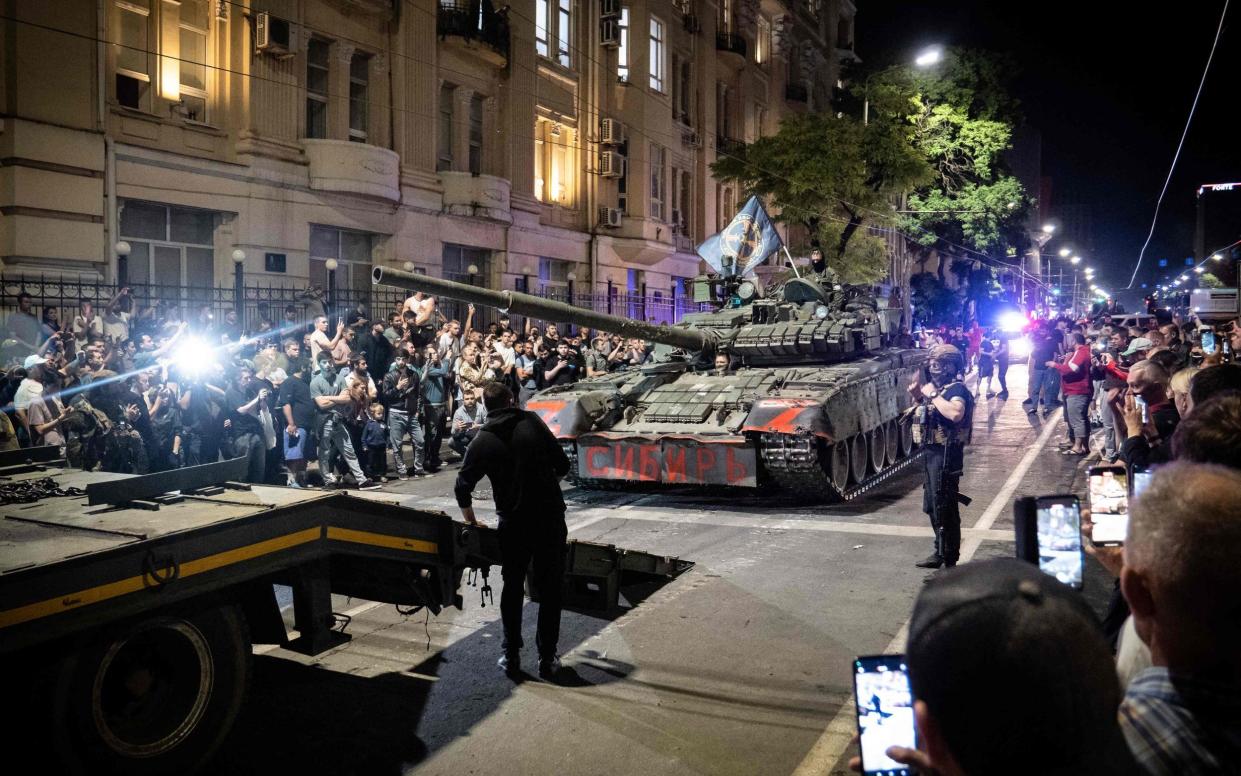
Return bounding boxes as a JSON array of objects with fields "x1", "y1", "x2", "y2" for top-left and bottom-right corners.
[
  {"x1": 1058, "y1": 248, "x2": 1071, "y2": 257},
  {"x1": 520, "y1": 265, "x2": 532, "y2": 293},
  {"x1": 325, "y1": 258, "x2": 338, "y2": 317},
  {"x1": 1041, "y1": 223, "x2": 1056, "y2": 234},
  {"x1": 863, "y1": 45, "x2": 943, "y2": 125},
  {"x1": 403, "y1": 261, "x2": 415, "y2": 272},
  {"x1": 231, "y1": 249, "x2": 245, "y2": 321},
  {"x1": 1212, "y1": 253, "x2": 1223, "y2": 260},
  {"x1": 467, "y1": 263, "x2": 479, "y2": 286},
  {"x1": 566, "y1": 270, "x2": 577, "y2": 307},
  {"x1": 1070, "y1": 255, "x2": 1081, "y2": 265},
  {"x1": 115, "y1": 241, "x2": 131, "y2": 287},
  {"x1": 1194, "y1": 266, "x2": 1205, "y2": 274}
]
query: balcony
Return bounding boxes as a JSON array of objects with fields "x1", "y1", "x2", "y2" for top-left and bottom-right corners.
[
  {"x1": 785, "y1": 83, "x2": 808, "y2": 103},
  {"x1": 715, "y1": 32, "x2": 747, "y2": 64},
  {"x1": 303, "y1": 139, "x2": 399, "y2": 201},
  {"x1": 437, "y1": 1, "x2": 510, "y2": 66},
  {"x1": 440, "y1": 171, "x2": 512, "y2": 223},
  {"x1": 715, "y1": 135, "x2": 746, "y2": 158}
]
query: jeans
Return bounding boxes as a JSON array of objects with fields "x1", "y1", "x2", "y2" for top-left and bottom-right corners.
[
  {"x1": 498, "y1": 517, "x2": 567, "y2": 661},
  {"x1": 995, "y1": 358, "x2": 1009, "y2": 393},
  {"x1": 388, "y1": 408, "x2": 425, "y2": 475},
  {"x1": 423, "y1": 404, "x2": 447, "y2": 468},
  {"x1": 922, "y1": 443, "x2": 963, "y2": 565},
  {"x1": 1064, "y1": 394, "x2": 1091, "y2": 442},
  {"x1": 232, "y1": 431, "x2": 267, "y2": 484},
  {"x1": 450, "y1": 429, "x2": 478, "y2": 456},
  {"x1": 1045, "y1": 369, "x2": 1063, "y2": 407},
  {"x1": 319, "y1": 415, "x2": 366, "y2": 484},
  {"x1": 183, "y1": 428, "x2": 221, "y2": 467},
  {"x1": 1025, "y1": 367, "x2": 1058, "y2": 410}
]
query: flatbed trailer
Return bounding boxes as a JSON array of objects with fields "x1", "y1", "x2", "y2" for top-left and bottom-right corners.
[{"x1": 0, "y1": 453, "x2": 688, "y2": 774}]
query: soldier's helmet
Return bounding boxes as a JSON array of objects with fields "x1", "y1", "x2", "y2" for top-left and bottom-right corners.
[{"x1": 927, "y1": 344, "x2": 965, "y2": 378}]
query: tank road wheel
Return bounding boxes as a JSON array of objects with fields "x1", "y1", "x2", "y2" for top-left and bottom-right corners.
[
  {"x1": 899, "y1": 417, "x2": 915, "y2": 458},
  {"x1": 53, "y1": 603, "x2": 251, "y2": 776},
  {"x1": 868, "y1": 426, "x2": 887, "y2": 473},
  {"x1": 884, "y1": 419, "x2": 900, "y2": 465},
  {"x1": 830, "y1": 440, "x2": 851, "y2": 490},
  {"x1": 849, "y1": 434, "x2": 869, "y2": 484}
]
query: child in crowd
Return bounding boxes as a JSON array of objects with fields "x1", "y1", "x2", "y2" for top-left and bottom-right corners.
[{"x1": 362, "y1": 402, "x2": 389, "y2": 481}]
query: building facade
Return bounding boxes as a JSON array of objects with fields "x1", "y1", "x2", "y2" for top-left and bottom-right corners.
[{"x1": 0, "y1": 0, "x2": 853, "y2": 322}]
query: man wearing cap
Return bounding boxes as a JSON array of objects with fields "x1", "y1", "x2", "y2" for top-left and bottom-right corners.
[
  {"x1": 1100, "y1": 336, "x2": 1153, "y2": 383},
  {"x1": 14, "y1": 354, "x2": 49, "y2": 442},
  {"x1": 865, "y1": 559, "x2": 1137, "y2": 775},
  {"x1": 908, "y1": 344, "x2": 973, "y2": 572}
]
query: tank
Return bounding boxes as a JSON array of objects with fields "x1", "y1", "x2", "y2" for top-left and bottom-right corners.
[{"x1": 372, "y1": 265, "x2": 929, "y2": 501}]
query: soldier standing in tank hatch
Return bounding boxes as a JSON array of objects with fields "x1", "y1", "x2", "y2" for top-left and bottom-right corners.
[{"x1": 908, "y1": 344, "x2": 974, "y2": 574}]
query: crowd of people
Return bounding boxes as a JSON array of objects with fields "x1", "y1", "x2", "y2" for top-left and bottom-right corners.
[
  {"x1": 863, "y1": 311, "x2": 1241, "y2": 775},
  {"x1": 0, "y1": 289, "x2": 653, "y2": 489}
]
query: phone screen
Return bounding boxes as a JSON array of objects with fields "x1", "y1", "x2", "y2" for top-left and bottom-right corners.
[
  {"x1": 853, "y1": 655, "x2": 916, "y2": 776},
  {"x1": 1131, "y1": 468, "x2": 1153, "y2": 498},
  {"x1": 1202, "y1": 330, "x2": 1216, "y2": 355},
  {"x1": 1036, "y1": 497, "x2": 1083, "y2": 588},
  {"x1": 1089, "y1": 467, "x2": 1129, "y2": 545}
]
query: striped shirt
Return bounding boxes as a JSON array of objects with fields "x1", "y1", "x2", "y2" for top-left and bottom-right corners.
[{"x1": 1119, "y1": 667, "x2": 1241, "y2": 775}]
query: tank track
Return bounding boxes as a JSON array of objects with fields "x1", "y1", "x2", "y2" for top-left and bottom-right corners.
[{"x1": 759, "y1": 433, "x2": 925, "y2": 502}]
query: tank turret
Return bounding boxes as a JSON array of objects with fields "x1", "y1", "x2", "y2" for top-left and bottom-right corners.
[{"x1": 371, "y1": 266, "x2": 714, "y2": 354}]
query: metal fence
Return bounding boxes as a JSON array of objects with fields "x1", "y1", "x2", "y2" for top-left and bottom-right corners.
[{"x1": 0, "y1": 274, "x2": 710, "y2": 339}]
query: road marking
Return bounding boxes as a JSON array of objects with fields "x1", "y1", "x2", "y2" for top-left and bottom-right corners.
[{"x1": 791, "y1": 407, "x2": 1062, "y2": 776}]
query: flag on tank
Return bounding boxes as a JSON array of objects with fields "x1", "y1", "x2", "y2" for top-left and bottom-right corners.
[{"x1": 696, "y1": 196, "x2": 783, "y2": 277}]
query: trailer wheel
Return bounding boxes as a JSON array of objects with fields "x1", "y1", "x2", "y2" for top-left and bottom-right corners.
[{"x1": 53, "y1": 603, "x2": 250, "y2": 775}]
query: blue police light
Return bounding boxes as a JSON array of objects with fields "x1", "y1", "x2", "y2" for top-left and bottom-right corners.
[{"x1": 1158, "y1": 259, "x2": 1168, "y2": 267}]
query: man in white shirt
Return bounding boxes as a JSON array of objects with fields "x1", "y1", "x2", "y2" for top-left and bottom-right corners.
[
  {"x1": 72, "y1": 298, "x2": 103, "y2": 348},
  {"x1": 14, "y1": 354, "x2": 49, "y2": 440}
]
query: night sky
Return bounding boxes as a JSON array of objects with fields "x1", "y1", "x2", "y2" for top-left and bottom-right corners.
[{"x1": 857, "y1": 0, "x2": 1240, "y2": 307}]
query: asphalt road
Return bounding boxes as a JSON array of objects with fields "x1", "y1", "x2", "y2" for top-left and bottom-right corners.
[{"x1": 212, "y1": 364, "x2": 1113, "y2": 776}]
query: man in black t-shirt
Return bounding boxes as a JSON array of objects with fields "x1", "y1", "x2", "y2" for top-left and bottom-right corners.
[
  {"x1": 1024, "y1": 323, "x2": 1059, "y2": 417},
  {"x1": 224, "y1": 366, "x2": 269, "y2": 484},
  {"x1": 540, "y1": 341, "x2": 578, "y2": 387},
  {"x1": 279, "y1": 359, "x2": 316, "y2": 486},
  {"x1": 909, "y1": 345, "x2": 974, "y2": 573}
]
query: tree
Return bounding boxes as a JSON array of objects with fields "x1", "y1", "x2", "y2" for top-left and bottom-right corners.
[
  {"x1": 711, "y1": 111, "x2": 931, "y2": 284},
  {"x1": 910, "y1": 272, "x2": 963, "y2": 326},
  {"x1": 894, "y1": 49, "x2": 1034, "y2": 296},
  {"x1": 1199, "y1": 271, "x2": 1225, "y2": 289}
]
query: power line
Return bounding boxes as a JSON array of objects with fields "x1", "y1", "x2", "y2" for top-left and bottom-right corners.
[{"x1": 1125, "y1": 0, "x2": 1230, "y2": 290}]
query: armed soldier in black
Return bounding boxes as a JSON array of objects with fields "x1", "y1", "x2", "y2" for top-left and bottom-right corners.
[{"x1": 909, "y1": 344, "x2": 974, "y2": 572}]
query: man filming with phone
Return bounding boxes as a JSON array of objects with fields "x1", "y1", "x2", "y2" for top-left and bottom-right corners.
[{"x1": 908, "y1": 345, "x2": 973, "y2": 574}]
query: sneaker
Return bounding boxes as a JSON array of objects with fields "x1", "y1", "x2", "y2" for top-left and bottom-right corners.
[
  {"x1": 538, "y1": 655, "x2": 562, "y2": 680},
  {"x1": 357, "y1": 479, "x2": 382, "y2": 490},
  {"x1": 998, "y1": 390, "x2": 1009, "y2": 400},
  {"x1": 321, "y1": 475, "x2": 339, "y2": 490},
  {"x1": 396, "y1": 472, "x2": 409, "y2": 481},
  {"x1": 914, "y1": 554, "x2": 944, "y2": 569},
  {"x1": 986, "y1": 392, "x2": 996, "y2": 398},
  {"x1": 498, "y1": 653, "x2": 521, "y2": 677}
]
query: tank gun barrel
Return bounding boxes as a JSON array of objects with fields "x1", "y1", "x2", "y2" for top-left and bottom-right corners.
[{"x1": 372, "y1": 265, "x2": 715, "y2": 353}]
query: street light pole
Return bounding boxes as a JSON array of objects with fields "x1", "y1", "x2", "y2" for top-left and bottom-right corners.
[
  {"x1": 231, "y1": 249, "x2": 246, "y2": 324},
  {"x1": 115, "y1": 241, "x2": 131, "y2": 288},
  {"x1": 862, "y1": 46, "x2": 943, "y2": 125},
  {"x1": 325, "y1": 258, "x2": 338, "y2": 319}
]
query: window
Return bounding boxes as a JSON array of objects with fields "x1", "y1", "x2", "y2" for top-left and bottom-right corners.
[
  {"x1": 310, "y1": 225, "x2": 377, "y2": 295},
  {"x1": 627, "y1": 268, "x2": 644, "y2": 320},
  {"x1": 675, "y1": 57, "x2": 692, "y2": 123},
  {"x1": 538, "y1": 257, "x2": 570, "y2": 295},
  {"x1": 617, "y1": 6, "x2": 630, "y2": 83},
  {"x1": 557, "y1": 0, "x2": 571, "y2": 67},
  {"x1": 754, "y1": 103, "x2": 768, "y2": 138},
  {"x1": 438, "y1": 83, "x2": 455, "y2": 171},
  {"x1": 115, "y1": 0, "x2": 152, "y2": 110},
  {"x1": 837, "y1": 16, "x2": 853, "y2": 48},
  {"x1": 717, "y1": 185, "x2": 734, "y2": 231},
  {"x1": 535, "y1": 118, "x2": 575, "y2": 206},
  {"x1": 649, "y1": 144, "x2": 666, "y2": 221},
  {"x1": 617, "y1": 139, "x2": 629, "y2": 212},
  {"x1": 349, "y1": 52, "x2": 369, "y2": 142},
  {"x1": 756, "y1": 15, "x2": 770, "y2": 64},
  {"x1": 536, "y1": 0, "x2": 571, "y2": 67},
  {"x1": 679, "y1": 170, "x2": 691, "y2": 235},
  {"x1": 306, "y1": 39, "x2": 330, "y2": 139},
  {"x1": 468, "y1": 94, "x2": 483, "y2": 174},
  {"x1": 535, "y1": 0, "x2": 550, "y2": 57},
  {"x1": 806, "y1": 0, "x2": 822, "y2": 17},
  {"x1": 119, "y1": 200, "x2": 216, "y2": 290},
  {"x1": 717, "y1": 0, "x2": 731, "y2": 34},
  {"x1": 648, "y1": 17, "x2": 665, "y2": 92},
  {"x1": 178, "y1": 0, "x2": 209, "y2": 120},
  {"x1": 716, "y1": 82, "x2": 731, "y2": 139}
]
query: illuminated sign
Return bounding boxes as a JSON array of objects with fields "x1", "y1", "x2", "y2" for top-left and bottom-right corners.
[{"x1": 1198, "y1": 182, "x2": 1240, "y2": 196}]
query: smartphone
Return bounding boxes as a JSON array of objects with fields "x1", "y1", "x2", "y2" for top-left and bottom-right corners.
[
  {"x1": 1035, "y1": 496, "x2": 1083, "y2": 589},
  {"x1": 1202, "y1": 330, "x2": 1216, "y2": 355},
  {"x1": 1088, "y1": 465, "x2": 1128, "y2": 546},
  {"x1": 1134, "y1": 395, "x2": 1149, "y2": 425},
  {"x1": 853, "y1": 655, "x2": 916, "y2": 776},
  {"x1": 1130, "y1": 465, "x2": 1153, "y2": 499}
]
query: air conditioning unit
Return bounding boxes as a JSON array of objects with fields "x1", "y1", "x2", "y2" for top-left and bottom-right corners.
[
  {"x1": 600, "y1": 18, "x2": 620, "y2": 48},
  {"x1": 682, "y1": 129, "x2": 702, "y2": 148},
  {"x1": 682, "y1": 13, "x2": 701, "y2": 34},
  {"x1": 255, "y1": 12, "x2": 292, "y2": 56},
  {"x1": 598, "y1": 207, "x2": 624, "y2": 228},
  {"x1": 599, "y1": 118, "x2": 625, "y2": 145},
  {"x1": 599, "y1": 151, "x2": 625, "y2": 177},
  {"x1": 600, "y1": 0, "x2": 622, "y2": 19}
]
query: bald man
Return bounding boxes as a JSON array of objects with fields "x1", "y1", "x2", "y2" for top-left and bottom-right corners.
[{"x1": 1120, "y1": 463, "x2": 1241, "y2": 774}]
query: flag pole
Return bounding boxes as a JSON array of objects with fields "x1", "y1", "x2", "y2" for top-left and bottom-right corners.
[{"x1": 783, "y1": 246, "x2": 802, "y2": 278}]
